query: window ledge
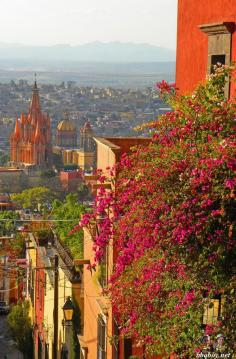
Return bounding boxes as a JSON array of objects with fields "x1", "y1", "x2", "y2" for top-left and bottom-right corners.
[{"x1": 199, "y1": 22, "x2": 235, "y2": 35}]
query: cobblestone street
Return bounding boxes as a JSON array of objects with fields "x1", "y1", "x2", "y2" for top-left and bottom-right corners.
[{"x1": 0, "y1": 316, "x2": 23, "y2": 359}]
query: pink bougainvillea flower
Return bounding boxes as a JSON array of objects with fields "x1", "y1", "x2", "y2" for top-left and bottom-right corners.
[
  {"x1": 225, "y1": 178, "x2": 235, "y2": 189},
  {"x1": 77, "y1": 65, "x2": 236, "y2": 356},
  {"x1": 156, "y1": 80, "x2": 174, "y2": 94}
]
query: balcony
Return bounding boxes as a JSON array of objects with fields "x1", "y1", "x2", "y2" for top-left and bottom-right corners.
[{"x1": 53, "y1": 232, "x2": 81, "y2": 284}]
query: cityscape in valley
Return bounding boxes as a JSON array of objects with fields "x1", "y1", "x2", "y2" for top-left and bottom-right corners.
[
  {"x1": 0, "y1": 1, "x2": 235, "y2": 359},
  {"x1": 0, "y1": 78, "x2": 171, "y2": 156}
]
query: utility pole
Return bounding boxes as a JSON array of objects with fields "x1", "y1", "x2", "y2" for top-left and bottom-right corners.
[{"x1": 53, "y1": 255, "x2": 59, "y2": 359}]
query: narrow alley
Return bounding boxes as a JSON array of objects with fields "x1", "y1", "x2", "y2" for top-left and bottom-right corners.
[{"x1": 0, "y1": 316, "x2": 23, "y2": 359}]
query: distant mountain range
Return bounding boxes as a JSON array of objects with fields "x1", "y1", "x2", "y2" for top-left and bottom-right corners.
[{"x1": 0, "y1": 41, "x2": 175, "y2": 63}]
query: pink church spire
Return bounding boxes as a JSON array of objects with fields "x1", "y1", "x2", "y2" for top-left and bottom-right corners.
[
  {"x1": 13, "y1": 118, "x2": 21, "y2": 141},
  {"x1": 10, "y1": 76, "x2": 51, "y2": 167},
  {"x1": 29, "y1": 76, "x2": 41, "y2": 115},
  {"x1": 34, "y1": 120, "x2": 42, "y2": 143}
]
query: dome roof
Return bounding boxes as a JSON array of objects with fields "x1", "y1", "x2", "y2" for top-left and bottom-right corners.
[{"x1": 57, "y1": 120, "x2": 76, "y2": 132}]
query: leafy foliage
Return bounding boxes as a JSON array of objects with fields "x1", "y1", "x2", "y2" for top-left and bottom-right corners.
[
  {"x1": 80, "y1": 65, "x2": 236, "y2": 356},
  {"x1": 52, "y1": 193, "x2": 86, "y2": 258},
  {"x1": 7, "y1": 300, "x2": 33, "y2": 358},
  {"x1": 0, "y1": 210, "x2": 20, "y2": 236},
  {"x1": 11, "y1": 186, "x2": 56, "y2": 212},
  {"x1": 10, "y1": 233, "x2": 25, "y2": 257},
  {"x1": 0, "y1": 151, "x2": 10, "y2": 165}
]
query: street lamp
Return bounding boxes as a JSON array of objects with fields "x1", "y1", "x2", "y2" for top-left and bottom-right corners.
[
  {"x1": 62, "y1": 296, "x2": 74, "y2": 323},
  {"x1": 62, "y1": 297, "x2": 74, "y2": 359}
]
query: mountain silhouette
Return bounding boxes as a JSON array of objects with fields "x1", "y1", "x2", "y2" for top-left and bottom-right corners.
[{"x1": 0, "y1": 41, "x2": 175, "y2": 63}]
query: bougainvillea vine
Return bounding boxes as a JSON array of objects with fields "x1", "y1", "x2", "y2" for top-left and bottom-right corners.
[{"x1": 78, "y1": 65, "x2": 236, "y2": 357}]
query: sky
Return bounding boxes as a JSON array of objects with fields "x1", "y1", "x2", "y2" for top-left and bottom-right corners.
[{"x1": 0, "y1": 0, "x2": 178, "y2": 49}]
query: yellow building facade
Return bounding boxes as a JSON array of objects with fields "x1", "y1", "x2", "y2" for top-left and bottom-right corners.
[{"x1": 26, "y1": 232, "x2": 83, "y2": 359}]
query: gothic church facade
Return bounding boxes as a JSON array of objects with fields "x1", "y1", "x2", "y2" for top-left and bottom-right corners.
[{"x1": 10, "y1": 81, "x2": 52, "y2": 168}]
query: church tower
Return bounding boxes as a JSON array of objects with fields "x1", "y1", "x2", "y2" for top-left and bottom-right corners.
[
  {"x1": 80, "y1": 121, "x2": 95, "y2": 152},
  {"x1": 10, "y1": 80, "x2": 52, "y2": 168}
]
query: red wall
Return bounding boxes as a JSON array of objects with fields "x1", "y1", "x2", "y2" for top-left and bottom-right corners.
[
  {"x1": 176, "y1": 0, "x2": 236, "y2": 97},
  {"x1": 60, "y1": 170, "x2": 81, "y2": 181},
  {"x1": 34, "y1": 250, "x2": 45, "y2": 353}
]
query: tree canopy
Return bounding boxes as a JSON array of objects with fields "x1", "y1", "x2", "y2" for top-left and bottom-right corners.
[
  {"x1": 11, "y1": 186, "x2": 55, "y2": 212},
  {"x1": 52, "y1": 193, "x2": 86, "y2": 258},
  {"x1": 0, "y1": 210, "x2": 20, "y2": 236},
  {"x1": 7, "y1": 300, "x2": 33, "y2": 358},
  {"x1": 0, "y1": 151, "x2": 10, "y2": 166}
]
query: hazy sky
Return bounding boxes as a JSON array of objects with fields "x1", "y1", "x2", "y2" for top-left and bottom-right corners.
[{"x1": 0, "y1": 0, "x2": 178, "y2": 49}]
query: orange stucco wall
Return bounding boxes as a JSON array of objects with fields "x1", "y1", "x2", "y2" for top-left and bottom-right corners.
[
  {"x1": 82, "y1": 137, "x2": 151, "y2": 358},
  {"x1": 81, "y1": 228, "x2": 113, "y2": 359},
  {"x1": 105, "y1": 137, "x2": 150, "y2": 152},
  {"x1": 176, "y1": 0, "x2": 236, "y2": 97},
  {"x1": 81, "y1": 138, "x2": 118, "y2": 358}
]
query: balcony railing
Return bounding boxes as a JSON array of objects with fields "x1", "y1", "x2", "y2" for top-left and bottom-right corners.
[{"x1": 53, "y1": 232, "x2": 81, "y2": 283}]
